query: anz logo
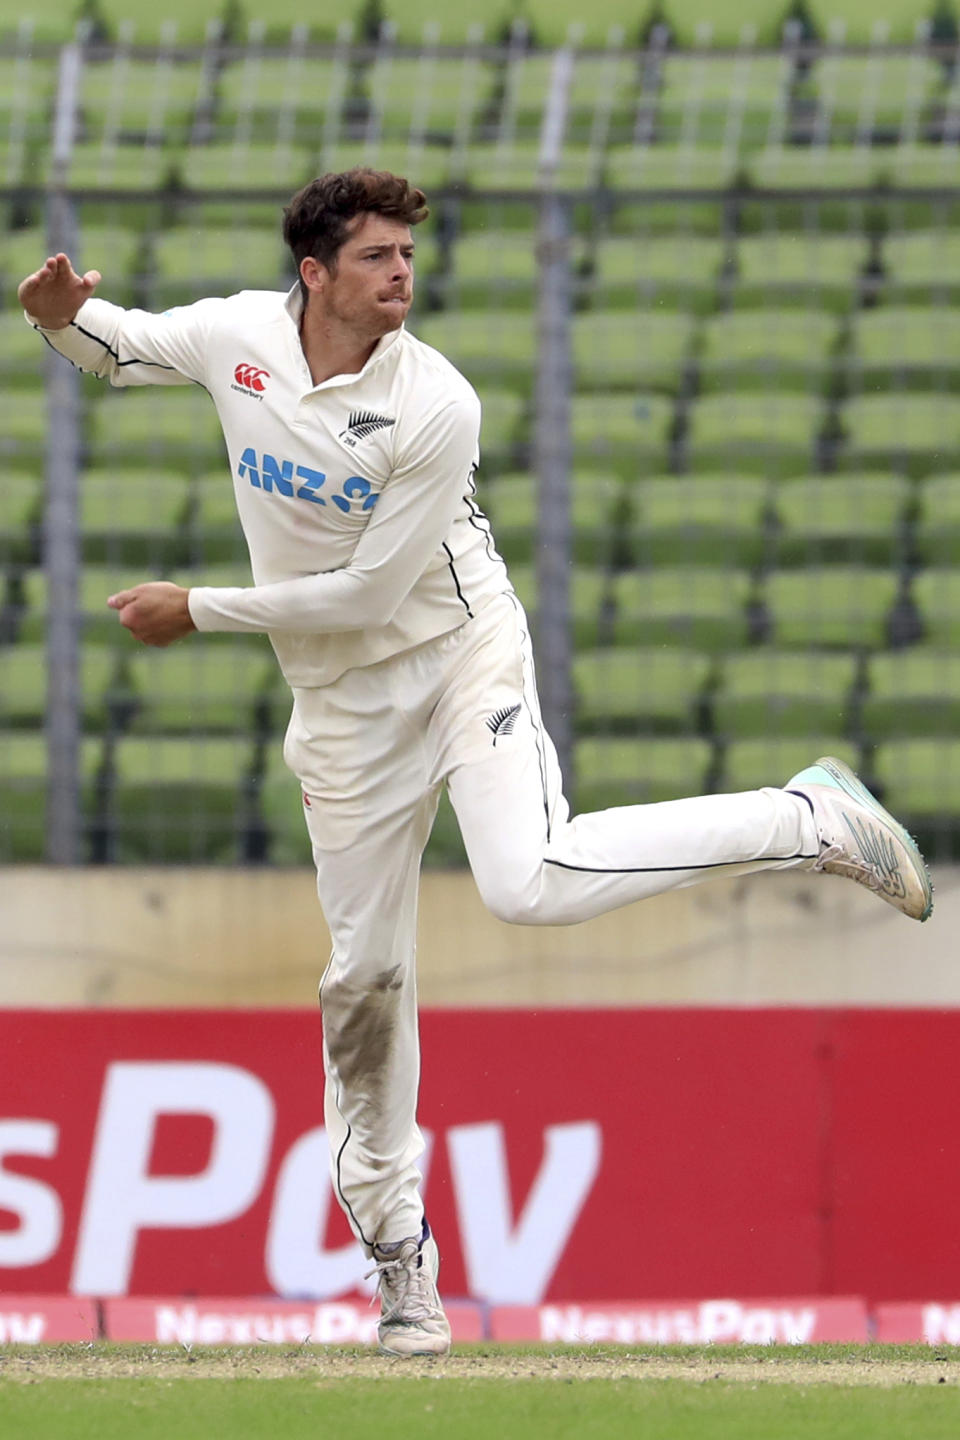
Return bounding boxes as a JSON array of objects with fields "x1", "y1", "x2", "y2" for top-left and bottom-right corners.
[{"x1": 238, "y1": 448, "x2": 379, "y2": 514}]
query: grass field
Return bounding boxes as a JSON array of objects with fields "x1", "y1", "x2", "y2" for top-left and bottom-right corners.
[
  {"x1": 0, "y1": 0, "x2": 938, "y2": 46},
  {"x1": 3, "y1": 1344, "x2": 960, "y2": 1439}
]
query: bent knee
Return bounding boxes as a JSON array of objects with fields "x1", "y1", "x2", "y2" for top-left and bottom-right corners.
[{"x1": 474, "y1": 867, "x2": 552, "y2": 926}]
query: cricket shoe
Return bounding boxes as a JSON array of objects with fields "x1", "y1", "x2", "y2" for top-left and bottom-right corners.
[
  {"x1": 786, "y1": 755, "x2": 933, "y2": 922},
  {"x1": 367, "y1": 1220, "x2": 451, "y2": 1357}
]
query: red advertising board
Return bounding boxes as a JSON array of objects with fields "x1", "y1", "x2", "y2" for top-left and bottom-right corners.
[
  {"x1": 0, "y1": 1009, "x2": 958, "y2": 1306},
  {"x1": 874, "y1": 1303, "x2": 960, "y2": 1345},
  {"x1": 103, "y1": 1297, "x2": 485, "y2": 1345},
  {"x1": 0, "y1": 1296, "x2": 98, "y2": 1343},
  {"x1": 489, "y1": 1298, "x2": 869, "y2": 1344}
]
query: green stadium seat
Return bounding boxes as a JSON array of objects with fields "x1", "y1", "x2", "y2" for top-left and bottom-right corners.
[
  {"x1": 570, "y1": 471, "x2": 626, "y2": 564},
  {"x1": 480, "y1": 468, "x2": 623, "y2": 566},
  {"x1": 762, "y1": 567, "x2": 900, "y2": 650},
  {"x1": 476, "y1": 386, "x2": 527, "y2": 457},
  {"x1": 749, "y1": 146, "x2": 882, "y2": 190},
  {"x1": 819, "y1": 55, "x2": 940, "y2": 135},
  {"x1": 575, "y1": 736, "x2": 713, "y2": 810},
  {"x1": 881, "y1": 229, "x2": 960, "y2": 293},
  {"x1": 371, "y1": 55, "x2": 474, "y2": 138},
  {"x1": 657, "y1": 54, "x2": 789, "y2": 149},
  {"x1": 699, "y1": 310, "x2": 839, "y2": 391},
  {"x1": 445, "y1": 230, "x2": 540, "y2": 307},
  {"x1": 188, "y1": 470, "x2": 246, "y2": 564},
  {"x1": 588, "y1": 234, "x2": 723, "y2": 306},
  {"x1": 873, "y1": 738, "x2": 960, "y2": 820},
  {"x1": 863, "y1": 648, "x2": 960, "y2": 740},
  {"x1": 573, "y1": 646, "x2": 712, "y2": 734},
  {"x1": 126, "y1": 639, "x2": 275, "y2": 734},
  {"x1": 685, "y1": 391, "x2": 823, "y2": 475},
  {"x1": 151, "y1": 225, "x2": 290, "y2": 306},
  {"x1": 890, "y1": 145, "x2": 960, "y2": 188},
  {"x1": 181, "y1": 142, "x2": 315, "y2": 192},
  {"x1": 506, "y1": 564, "x2": 609, "y2": 648},
  {"x1": 216, "y1": 56, "x2": 342, "y2": 136},
  {"x1": 88, "y1": 388, "x2": 224, "y2": 464},
  {"x1": 457, "y1": 141, "x2": 596, "y2": 191},
  {"x1": 913, "y1": 568, "x2": 960, "y2": 647},
  {"x1": 606, "y1": 144, "x2": 739, "y2": 191},
  {"x1": 772, "y1": 473, "x2": 910, "y2": 566},
  {"x1": 572, "y1": 311, "x2": 695, "y2": 393},
  {"x1": 719, "y1": 736, "x2": 860, "y2": 794},
  {"x1": 0, "y1": 55, "x2": 56, "y2": 130},
  {"x1": 108, "y1": 734, "x2": 256, "y2": 863},
  {"x1": 56, "y1": 142, "x2": 182, "y2": 191},
  {"x1": 851, "y1": 306, "x2": 960, "y2": 378},
  {"x1": 0, "y1": 732, "x2": 101, "y2": 863},
  {"x1": 490, "y1": 52, "x2": 555, "y2": 129},
  {"x1": 838, "y1": 394, "x2": 960, "y2": 470},
  {"x1": 611, "y1": 566, "x2": 752, "y2": 652},
  {"x1": 0, "y1": 644, "x2": 119, "y2": 729},
  {"x1": 78, "y1": 56, "x2": 209, "y2": 141},
  {"x1": 79, "y1": 468, "x2": 192, "y2": 566},
  {"x1": 628, "y1": 474, "x2": 769, "y2": 567},
  {"x1": 714, "y1": 649, "x2": 857, "y2": 741},
  {"x1": 415, "y1": 312, "x2": 536, "y2": 388},
  {"x1": 915, "y1": 473, "x2": 960, "y2": 564},
  {"x1": 567, "y1": 51, "x2": 637, "y2": 135},
  {"x1": 570, "y1": 393, "x2": 674, "y2": 472},
  {"x1": 733, "y1": 232, "x2": 868, "y2": 302},
  {"x1": 0, "y1": 471, "x2": 42, "y2": 565},
  {"x1": 477, "y1": 470, "x2": 535, "y2": 562},
  {"x1": 70, "y1": 223, "x2": 144, "y2": 304},
  {"x1": 0, "y1": 392, "x2": 47, "y2": 456}
]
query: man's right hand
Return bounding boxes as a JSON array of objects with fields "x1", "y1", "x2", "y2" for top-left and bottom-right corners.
[{"x1": 17, "y1": 252, "x2": 101, "y2": 330}]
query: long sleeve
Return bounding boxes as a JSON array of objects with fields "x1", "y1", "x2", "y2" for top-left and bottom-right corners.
[
  {"x1": 188, "y1": 390, "x2": 482, "y2": 635},
  {"x1": 25, "y1": 295, "x2": 224, "y2": 387}
]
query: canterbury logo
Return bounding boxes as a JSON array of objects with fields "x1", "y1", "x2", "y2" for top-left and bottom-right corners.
[
  {"x1": 234, "y1": 363, "x2": 270, "y2": 392},
  {"x1": 486, "y1": 703, "x2": 521, "y2": 746},
  {"x1": 339, "y1": 410, "x2": 396, "y2": 447}
]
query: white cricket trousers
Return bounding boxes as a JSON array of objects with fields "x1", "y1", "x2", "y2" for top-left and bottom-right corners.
[{"x1": 284, "y1": 591, "x2": 820, "y2": 1255}]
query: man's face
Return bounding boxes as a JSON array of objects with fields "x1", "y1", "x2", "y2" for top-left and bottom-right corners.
[{"x1": 315, "y1": 213, "x2": 415, "y2": 336}]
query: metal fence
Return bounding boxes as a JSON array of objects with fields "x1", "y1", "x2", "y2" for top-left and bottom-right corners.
[{"x1": 3, "y1": 28, "x2": 960, "y2": 866}]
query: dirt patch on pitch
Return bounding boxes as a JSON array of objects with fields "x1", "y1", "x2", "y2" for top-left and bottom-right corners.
[{"x1": 1, "y1": 1345, "x2": 958, "y2": 1387}]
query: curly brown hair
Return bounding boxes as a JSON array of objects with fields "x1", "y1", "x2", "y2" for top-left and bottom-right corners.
[{"x1": 282, "y1": 167, "x2": 429, "y2": 297}]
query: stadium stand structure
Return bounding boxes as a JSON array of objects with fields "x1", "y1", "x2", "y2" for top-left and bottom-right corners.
[{"x1": 4, "y1": 17, "x2": 960, "y2": 864}]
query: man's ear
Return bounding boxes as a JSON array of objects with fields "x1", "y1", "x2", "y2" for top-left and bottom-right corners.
[{"x1": 300, "y1": 256, "x2": 327, "y2": 293}]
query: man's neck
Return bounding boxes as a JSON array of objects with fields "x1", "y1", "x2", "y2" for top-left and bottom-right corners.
[{"x1": 299, "y1": 305, "x2": 383, "y2": 386}]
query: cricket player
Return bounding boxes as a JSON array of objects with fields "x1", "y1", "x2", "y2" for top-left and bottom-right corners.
[{"x1": 19, "y1": 168, "x2": 932, "y2": 1357}]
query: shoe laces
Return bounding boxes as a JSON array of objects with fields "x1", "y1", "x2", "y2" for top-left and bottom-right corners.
[
  {"x1": 814, "y1": 840, "x2": 883, "y2": 893},
  {"x1": 365, "y1": 1247, "x2": 444, "y2": 1326}
]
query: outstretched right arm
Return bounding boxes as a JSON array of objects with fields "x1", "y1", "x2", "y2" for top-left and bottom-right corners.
[{"x1": 18, "y1": 251, "x2": 221, "y2": 388}]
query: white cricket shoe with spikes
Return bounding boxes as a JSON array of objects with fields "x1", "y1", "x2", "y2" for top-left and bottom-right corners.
[
  {"x1": 786, "y1": 755, "x2": 933, "y2": 922},
  {"x1": 367, "y1": 1222, "x2": 451, "y2": 1358}
]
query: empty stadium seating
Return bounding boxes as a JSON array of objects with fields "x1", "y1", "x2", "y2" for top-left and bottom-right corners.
[{"x1": 7, "y1": 28, "x2": 960, "y2": 865}]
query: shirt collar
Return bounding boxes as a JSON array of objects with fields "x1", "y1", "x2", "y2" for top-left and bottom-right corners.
[{"x1": 284, "y1": 284, "x2": 403, "y2": 388}]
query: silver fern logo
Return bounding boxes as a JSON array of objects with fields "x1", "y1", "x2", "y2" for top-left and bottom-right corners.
[
  {"x1": 339, "y1": 410, "x2": 396, "y2": 448},
  {"x1": 486, "y1": 703, "x2": 521, "y2": 746}
]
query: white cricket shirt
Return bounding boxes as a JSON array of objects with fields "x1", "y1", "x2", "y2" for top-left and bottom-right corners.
[{"x1": 29, "y1": 287, "x2": 510, "y2": 686}]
